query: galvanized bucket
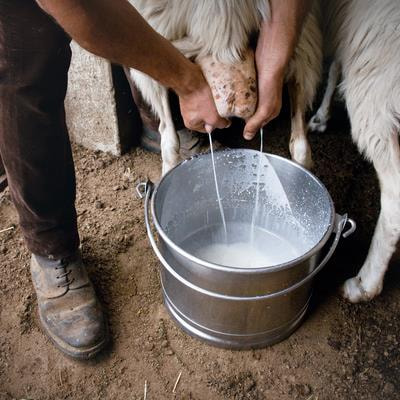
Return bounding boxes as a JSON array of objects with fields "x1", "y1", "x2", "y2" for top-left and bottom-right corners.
[{"x1": 139, "y1": 149, "x2": 355, "y2": 349}]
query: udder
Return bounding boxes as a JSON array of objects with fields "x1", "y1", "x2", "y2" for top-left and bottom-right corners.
[{"x1": 196, "y1": 48, "x2": 257, "y2": 120}]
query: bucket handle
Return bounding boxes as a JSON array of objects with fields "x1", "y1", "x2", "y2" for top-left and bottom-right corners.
[{"x1": 141, "y1": 180, "x2": 356, "y2": 301}]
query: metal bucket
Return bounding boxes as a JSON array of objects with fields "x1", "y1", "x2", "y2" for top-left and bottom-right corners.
[{"x1": 139, "y1": 149, "x2": 355, "y2": 349}]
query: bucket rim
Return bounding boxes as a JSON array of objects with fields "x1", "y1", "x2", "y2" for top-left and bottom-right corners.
[{"x1": 152, "y1": 149, "x2": 335, "y2": 274}]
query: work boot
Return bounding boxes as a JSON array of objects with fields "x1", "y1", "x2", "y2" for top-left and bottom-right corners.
[
  {"x1": 140, "y1": 126, "x2": 207, "y2": 158},
  {"x1": 30, "y1": 252, "x2": 108, "y2": 359},
  {"x1": 178, "y1": 129, "x2": 208, "y2": 159}
]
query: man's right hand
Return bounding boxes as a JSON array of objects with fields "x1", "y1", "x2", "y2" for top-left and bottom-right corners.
[{"x1": 176, "y1": 65, "x2": 230, "y2": 133}]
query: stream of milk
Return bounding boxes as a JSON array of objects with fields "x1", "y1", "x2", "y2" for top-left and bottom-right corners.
[
  {"x1": 250, "y1": 127, "x2": 264, "y2": 245},
  {"x1": 208, "y1": 132, "x2": 228, "y2": 242}
]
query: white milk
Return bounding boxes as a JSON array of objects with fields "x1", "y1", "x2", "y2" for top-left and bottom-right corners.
[{"x1": 193, "y1": 225, "x2": 301, "y2": 268}]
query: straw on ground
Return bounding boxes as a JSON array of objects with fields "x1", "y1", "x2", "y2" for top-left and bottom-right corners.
[
  {"x1": 172, "y1": 371, "x2": 182, "y2": 393},
  {"x1": 144, "y1": 380, "x2": 147, "y2": 400},
  {"x1": 0, "y1": 226, "x2": 14, "y2": 234}
]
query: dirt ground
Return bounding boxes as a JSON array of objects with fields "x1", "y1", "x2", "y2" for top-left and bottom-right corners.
[{"x1": 0, "y1": 101, "x2": 399, "y2": 400}]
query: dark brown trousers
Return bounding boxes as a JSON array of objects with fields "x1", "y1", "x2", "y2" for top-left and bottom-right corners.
[{"x1": 0, "y1": 0, "x2": 79, "y2": 258}]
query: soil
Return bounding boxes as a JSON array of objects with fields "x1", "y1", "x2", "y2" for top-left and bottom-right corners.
[{"x1": 0, "y1": 101, "x2": 399, "y2": 400}]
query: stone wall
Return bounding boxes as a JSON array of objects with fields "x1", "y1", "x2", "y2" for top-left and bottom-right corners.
[{"x1": 65, "y1": 42, "x2": 140, "y2": 156}]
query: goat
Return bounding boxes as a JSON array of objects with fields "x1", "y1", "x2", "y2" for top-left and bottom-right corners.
[
  {"x1": 126, "y1": 0, "x2": 322, "y2": 175},
  {"x1": 309, "y1": 0, "x2": 400, "y2": 302}
]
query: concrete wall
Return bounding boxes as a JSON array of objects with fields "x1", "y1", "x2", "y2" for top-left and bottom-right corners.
[{"x1": 65, "y1": 42, "x2": 140, "y2": 156}]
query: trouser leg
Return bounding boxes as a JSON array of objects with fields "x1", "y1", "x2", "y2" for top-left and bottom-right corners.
[{"x1": 0, "y1": 0, "x2": 79, "y2": 258}]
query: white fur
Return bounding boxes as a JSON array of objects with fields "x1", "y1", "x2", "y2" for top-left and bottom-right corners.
[
  {"x1": 127, "y1": 0, "x2": 322, "y2": 174},
  {"x1": 129, "y1": 0, "x2": 269, "y2": 63},
  {"x1": 311, "y1": 0, "x2": 400, "y2": 302}
]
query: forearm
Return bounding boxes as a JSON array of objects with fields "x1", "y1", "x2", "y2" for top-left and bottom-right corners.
[
  {"x1": 257, "y1": 0, "x2": 312, "y2": 82},
  {"x1": 37, "y1": 0, "x2": 199, "y2": 96}
]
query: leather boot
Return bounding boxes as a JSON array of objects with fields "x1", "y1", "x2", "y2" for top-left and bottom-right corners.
[
  {"x1": 140, "y1": 126, "x2": 207, "y2": 158},
  {"x1": 30, "y1": 252, "x2": 108, "y2": 359}
]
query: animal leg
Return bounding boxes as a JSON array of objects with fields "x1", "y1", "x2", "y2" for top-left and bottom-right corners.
[
  {"x1": 342, "y1": 134, "x2": 400, "y2": 302},
  {"x1": 127, "y1": 69, "x2": 180, "y2": 175},
  {"x1": 309, "y1": 60, "x2": 340, "y2": 133},
  {"x1": 288, "y1": 79, "x2": 313, "y2": 169}
]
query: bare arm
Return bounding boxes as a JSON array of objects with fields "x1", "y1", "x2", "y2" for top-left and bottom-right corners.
[
  {"x1": 243, "y1": 0, "x2": 312, "y2": 139},
  {"x1": 37, "y1": 0, "x2": 228, "y2": 132}
]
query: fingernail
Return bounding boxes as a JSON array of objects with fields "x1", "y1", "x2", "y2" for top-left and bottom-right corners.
[{"x1": 243, "y1": 132, "x2": 253, "y2": 140}]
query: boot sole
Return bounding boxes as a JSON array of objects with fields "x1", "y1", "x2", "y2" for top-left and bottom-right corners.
[{"x1": 38, "y1": 310, "x2": 109, "y2": 360}]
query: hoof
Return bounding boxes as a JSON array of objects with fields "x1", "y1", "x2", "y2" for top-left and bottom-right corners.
[
  {"x1": 308, "y1": 114, "x2": 328, "y2": 133},
  {"x1": 341, "y1": 276, "x2": 381, "y2": 303}
]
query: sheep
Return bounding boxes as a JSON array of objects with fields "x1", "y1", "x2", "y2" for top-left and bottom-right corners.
[{"x1": 309, "y1": 0, "x2": 400, "y2": 302}]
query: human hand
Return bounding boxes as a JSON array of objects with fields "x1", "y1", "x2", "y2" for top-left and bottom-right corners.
[
  {"x1": 243, "y1": 73, "x2": 284, "y2": 140},
  {"x1": 177, "y1": 64, "x2": 230, "y2": 133}
]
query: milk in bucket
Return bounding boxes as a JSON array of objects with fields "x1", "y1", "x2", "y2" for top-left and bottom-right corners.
[{"x1": 198, "y1": 129, "x2": 305, "y2": 268}]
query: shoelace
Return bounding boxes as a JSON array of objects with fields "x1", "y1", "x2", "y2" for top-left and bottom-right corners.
[{"x1": 55, "y1": 258, "x2": 75, "y2": 288}]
